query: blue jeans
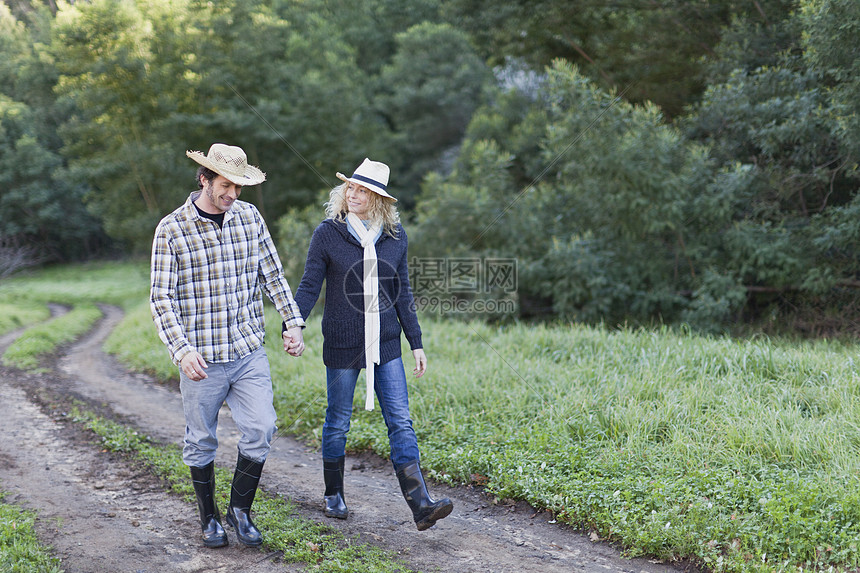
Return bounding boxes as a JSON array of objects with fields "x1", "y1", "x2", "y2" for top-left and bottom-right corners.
[
  {"x1": 323, "y1": 356, "x2": 420, "y2": 470},
  {"x1": 179, "y1": 347, "x2": 277, "y2": 467}
]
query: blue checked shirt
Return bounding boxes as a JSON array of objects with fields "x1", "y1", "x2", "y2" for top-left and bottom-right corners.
[{"x1": 150, "y1": 192, "x2": 304, "y2": 366}]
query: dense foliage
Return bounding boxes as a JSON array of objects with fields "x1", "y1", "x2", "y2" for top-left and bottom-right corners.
[{"x1": 1, "y1": 0, "x2": 859, "y2": 333}]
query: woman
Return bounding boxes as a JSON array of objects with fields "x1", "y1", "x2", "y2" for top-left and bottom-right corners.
[{"x1": 289, "y1": 158, "x2": 453, "y2": 531}]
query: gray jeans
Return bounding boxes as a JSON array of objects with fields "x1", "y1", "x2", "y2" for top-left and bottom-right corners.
[{"x1": 179, "y1": 347, "x2": 277, "y2": 467}]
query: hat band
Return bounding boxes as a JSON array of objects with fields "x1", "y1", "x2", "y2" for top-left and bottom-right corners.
[{"x1": 351, "y1": 173, "x2": 387, "y2": 191}]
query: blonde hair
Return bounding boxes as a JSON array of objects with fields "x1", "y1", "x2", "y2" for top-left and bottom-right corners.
[{"x1": 325, "y1": 182, "x2": 401, "y2": 237}]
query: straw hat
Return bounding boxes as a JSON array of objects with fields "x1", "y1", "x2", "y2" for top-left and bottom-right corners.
[
  {"x1": 186, "y1": 143, "x2": 266, "y2": 186},
  {"x1": 336, "y1": 158, "x2": 395, "y2": 201}
]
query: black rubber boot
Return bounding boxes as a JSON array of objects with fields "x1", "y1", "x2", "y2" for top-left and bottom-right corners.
[
  {"x1": 225, "y1": 453, "x2": 264, "y2": 546},
  {"x1": 323, "y1": 457, "x2": 349, "y2": 519},
  {"x1": 396, "y1": 461, "x2": 453, "y2": 531},
  {"x1": 189, "y1": 462, "x2": 228, "y2": 548}
]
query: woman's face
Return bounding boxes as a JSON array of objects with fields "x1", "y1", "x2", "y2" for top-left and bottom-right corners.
[{"x1": 345, "y1": 182, "x2": 372, "y2": 217}]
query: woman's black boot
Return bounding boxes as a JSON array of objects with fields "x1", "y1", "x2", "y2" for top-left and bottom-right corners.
[
  {"x1": 189, "y1": 462, "x2": 228, "y2": 548},
  {"x1": 396, "y1": 461, "x2": 453, "y2": 531},
  {"x1": 225, "y1": 453, "x2": 264, "y2": 546},
  {"x1": 323, "y1": 457, "x2": 349, "y2": 519}
]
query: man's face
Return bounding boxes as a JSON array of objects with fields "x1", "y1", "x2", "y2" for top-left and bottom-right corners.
[{"x1": 200, "y1": 174, "x2": 242, "y2": 214}]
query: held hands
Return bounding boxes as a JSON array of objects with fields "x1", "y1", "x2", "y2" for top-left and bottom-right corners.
[
  {"x1": 181, "y1": 351, "x2": 208, "y2": 381},
  {"x1": 283, "y1": 326, "x2": 305, "y2": 357},
  {"x1": 180, "y1": 328, "x2": 304, "y2": 382},
  {"x1": 412, "y1": 348, "x2": 427, "y2": 378}
]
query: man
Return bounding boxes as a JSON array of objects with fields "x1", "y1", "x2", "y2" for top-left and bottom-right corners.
[{"x1": 150, "y1": 143, "x2": 305, "y2": 548}]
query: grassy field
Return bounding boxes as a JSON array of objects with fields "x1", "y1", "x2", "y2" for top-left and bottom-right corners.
[{"x1": 3, "y1": 260, "x2": 860, "y2": 572}]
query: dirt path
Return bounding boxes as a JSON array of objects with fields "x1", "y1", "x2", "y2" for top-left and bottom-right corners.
[{"x1": 0, "y1": 307, "x2": 691, "y2": 573}]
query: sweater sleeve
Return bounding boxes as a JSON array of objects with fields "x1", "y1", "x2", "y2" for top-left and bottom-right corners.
[{"x1": 393, "y1": 226, "x2": 423, "y2": 350}]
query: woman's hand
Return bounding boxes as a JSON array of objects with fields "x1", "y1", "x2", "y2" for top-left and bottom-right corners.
[
  {"x1": 412, "y1": 348, "x2": 427, "y2": 378},
  {"x1": 283, "y1": 326, "x2": 305, "y2": 357}
]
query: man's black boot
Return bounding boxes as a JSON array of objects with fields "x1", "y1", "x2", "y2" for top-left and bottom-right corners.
[
  {"x1": 225, "y1": 453, "x2": 264, "y2": 546},
  {"x1": 323, "y1": 457, "x2": 349, "y2": 519},
  {"x1": 396, "y1": 460, "x2": 453, "y2": 531},
  {"x1": 189, "y1": 462, "x2": 228, "y2": 548}
]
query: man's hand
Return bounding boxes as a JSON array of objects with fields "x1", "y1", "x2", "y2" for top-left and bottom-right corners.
[
  {"x1": 283, "y1": 326, "x2": 305, "y2": 357},
  {"x1": 181, "y1": 351, "x2": 208, "y2": 381}
]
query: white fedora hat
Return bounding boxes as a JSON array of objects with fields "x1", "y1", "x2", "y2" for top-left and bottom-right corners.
[
  {"x1": 186, "y1": 143, "x2": 266, "y2": 186},
  {"x1": 336, "y1": 158, "x2": 395, "y2": 201}
]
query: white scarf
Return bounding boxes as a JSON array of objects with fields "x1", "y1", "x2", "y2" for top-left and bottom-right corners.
[{"x1": 347, "y1": 212, "x2": 382, "y2": 411}]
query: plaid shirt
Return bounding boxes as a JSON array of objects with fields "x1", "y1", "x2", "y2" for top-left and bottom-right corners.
[{"x1": 150, "y1": 192, "x2": 304, "y2": 365}]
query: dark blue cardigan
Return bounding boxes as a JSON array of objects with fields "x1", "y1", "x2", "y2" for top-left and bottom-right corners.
[{"x1": 289, "y1": 218, "x2": 423, "y2": 369}]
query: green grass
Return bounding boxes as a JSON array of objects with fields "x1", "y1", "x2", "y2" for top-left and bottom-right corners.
[
  {"x1": 264, "y1": 317, "x2": 860, "y2": 572},
  {"x1": 0, "y1": 304, "x2": 50, "y2": 337},
  {"x1": 70, "y1": 407, "x2": 412, "y2": 572},
  {"x1": 0, "y1": 494, "x2": 63, "y2": 573},
  {"x1": 1, "y1": 303, "x2": 103, "y2": 371},
  {"x1": 0, "y1": 260, "x2": 150, "y2": 309},
  {"x1": 8, "y1": 260, "x2": 860, "y2": 571}
]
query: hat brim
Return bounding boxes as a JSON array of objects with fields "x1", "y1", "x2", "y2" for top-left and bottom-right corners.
[
  {"x1": 336, "y1": 172, "x2": 396, "y2": 201},
  {"x1": 187, "y1": 150, "x2": 266, "y2": 186}
]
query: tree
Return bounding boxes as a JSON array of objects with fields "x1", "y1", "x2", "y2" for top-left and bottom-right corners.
[
  {"x1": 51, "y1": 0, "x2": 199, "y2": 250},
  {"x1": 179, "y1": 0, "x2": 390, "y2": 217},
  {"x1": 679, "y1": 0, "x2": 860, "y2": 329},
  {"x1": 0, "y1": 3, "x2": 106, "y2": 265},
  {"x1": 303, "y1": 0, "x2": 441, "y2": 77},
  {"x1": 794, "y1": 0, "x2": 860, "y2": 318},
  {"x1": 414, "y1": 61, "x2": 728, "y2": 327},
  {"x1": 376, "y1": 22, "x2": 492, "y2": 206},
  {"x1": 447, "y1": 0, "x2": 798, "y2": 119},
  {"x1": 50, "y1": 0, "x2": 406, "y2": 250},
  {"x1": 0, "y1": 98, "x2": 107, "y2": 265},
  {"x1": 801, "y1": 0, "x2": 860, "y2": 159}
]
